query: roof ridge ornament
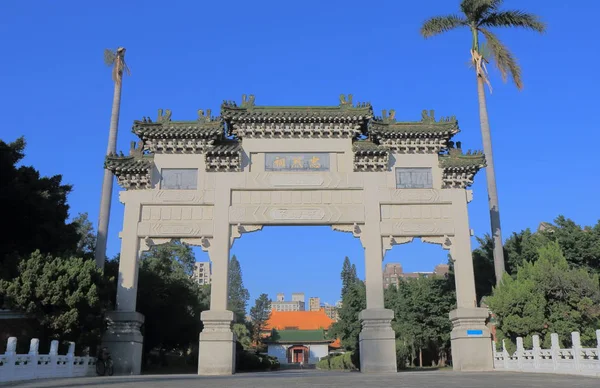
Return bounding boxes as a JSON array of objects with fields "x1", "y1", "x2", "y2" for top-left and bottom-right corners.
[
  {"x1": 421, "y1": 109, "x2": 435, "y2": 123},
  {"x1": 339, "y1": 94, "x2": 353, "y2": 108},
  {"x1": 197, "y1": 109, "x2": 213, "y2": 123},
  {"x1": 157, "y1": 109, "x2": 172, "y2": 123},
  {"x1": 241, "y1": 94, "x2": 256, "y2": 108},
  {"x1": 381, "y1": 109, "x2": 396, "y2": 124},
  {"x1": 129, "y1": 140, "x2": 144, "y2": 156}
]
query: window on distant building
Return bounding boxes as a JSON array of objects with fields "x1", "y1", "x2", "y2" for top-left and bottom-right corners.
[
  {"x1": 395, "y1": 168, "x2": 432, "y2": 189},
  {"x1": 160, "y1": 168, "x2": 198, "y2": 190}
]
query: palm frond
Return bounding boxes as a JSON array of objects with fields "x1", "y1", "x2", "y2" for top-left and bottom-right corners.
[
  {"x1": 460, "y1": 0, "x2": 494, "y2": 23},
  {"x1": 420, "y1": 15, "x2": 467, "y2": 38},
  {"x1": 103, "y1": 49, "x2": 116, "y2": 67},
  {"x1": 479, "y1": 10, "x2": 546, "y2": 32},
  {"x1": 108, "y1": 47, "x2": 130, "y2": 84},
  {"x1": 479, "y1": 28, "x2": 523, "y2": 89}
]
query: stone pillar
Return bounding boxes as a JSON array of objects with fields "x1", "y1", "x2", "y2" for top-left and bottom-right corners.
[
  {"x1": 357, "y1": 175, "x2": 397, "y2": 373},
  {"x1": 102, "y1": 192, "x2": 145, "y2": 375},
  {"x1": 198, "y1": 181, "x2": 235, "y2": 375},
  {"x1": 448, "y1": 189, "x2": 493, "y2": 371},
  {"x1": 550, "y1": 333, "x2": 560, "y2": 371}
]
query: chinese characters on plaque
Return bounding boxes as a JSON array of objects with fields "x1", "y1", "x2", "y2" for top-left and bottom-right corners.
[
  {"x1": 395, "y1": 168, "x2": 433, "y2": 189},
  {"x1": 265, "y1": 153, "x2": 330, "y2": 171}
]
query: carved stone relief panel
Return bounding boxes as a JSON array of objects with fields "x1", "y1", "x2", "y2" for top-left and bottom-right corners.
[
  {"x1": 228, "y1": 205, "x2": 365, "y2": 224},
  {"x1": 378, "y1": 188, "x2": 452, "y2": 204},
  {"x1": 150, "y1": 190, "x2": 215, "y2": 204},
  {"x1": 136, "y1": 222, "x2": 214, "y2": 238},
  {"x1": 380, "y1": 204, "x2": 452, "y2": 221},
  {"x1": 240, "y1": 173, "x2": 363, "y2": 190},
  {"x1": 231, "y1": 190, "x2": 364, "y2": 206},
  {"x1": 141, "y1": 205, "x2": 214, "y2": 221},
  {"x1": 380, "y1": 220, "x2": 455, "y2": 236}
]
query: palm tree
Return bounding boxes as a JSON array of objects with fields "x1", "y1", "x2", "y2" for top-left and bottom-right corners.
[
  {"x1": 420, "y1": 0, "x2": 545, "y2": 286},
  {"x1": 95, "y1": 47, "x2": 130, "y2": 270}
]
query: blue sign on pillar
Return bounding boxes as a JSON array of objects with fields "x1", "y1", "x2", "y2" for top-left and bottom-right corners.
[{"x1": 466, "y1": 330, "x2": 483, "y2": 337}]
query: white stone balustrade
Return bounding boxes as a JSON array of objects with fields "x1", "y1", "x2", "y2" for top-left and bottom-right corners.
[
  {"x1": 0, "y1": 337, "x2": 97, "y2": 383},
  {"x1": 493, "y1": 330, "x2": 600, "y2": 377}
]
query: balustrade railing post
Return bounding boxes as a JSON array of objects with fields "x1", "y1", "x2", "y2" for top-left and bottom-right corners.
[
  {"x1": 550, "y1": 333, "x2": 560, "y2": 372},
  {"x1": 532, "y1": 335, "x2": 541, "y2": 371},
  {"x1": 516, "y1": 337, "x2": 524, "y2": 371},
  {"x1": 49, "y1": 340, "x2": 59, "y2": 377},
  {"x1": 502, "y1": 339, "x2": 509, "y2": 370},
  {"x1": 596, "y1": 329, "x2": 600, "y2": 374},
  {"x1": 571, "y1": 332, "x2": 582, "y2": 373},
  {"x1": 5, "y1": 337, "x2": 17, "y2": 382},
  {"x1": 67, "y1": 342, "x2": 75, "y2": 377},
  {"x1": 28, "y1": 338, "x2": 39, "y2": 379}
]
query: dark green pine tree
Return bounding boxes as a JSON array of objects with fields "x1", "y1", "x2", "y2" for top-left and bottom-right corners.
[
  {"x1": 340, "y1": 257, "x2": 358, "y2": 297},
  {"x1": 228, "y1": 255, "x2": 250, "y2": 322},
  {"x1": 250, "y1": 293, "x2": 272, "y2": 347}
]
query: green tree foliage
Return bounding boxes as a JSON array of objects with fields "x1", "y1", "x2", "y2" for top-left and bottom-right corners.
[
  {"x1": 473, "y1": 216, "x2": 600, "y2": 302},
  {"x1": 0, "y1": 251, "x2": 105, "y2": 349},
  {"x1": 328, "y1": 280, "x2": 366, "y2": 352},
  {"x1": 385, "y1": 276, "x2": 455, "y2": 367},
  {"x1": 233, "y1": 323, "x2": 252, "y2": 350},
  {"x1": 136, "y1": 241, "x2": 209, "y2": 357},
  {"x1": 340, "y1": 256, "x2": 358, "y2": 297},
  {"x1": 72, "y1": 213, "x2": 96, "y2": 261},
  {"x1": 228, "y1": 255, "x2": 250, "y2": 322},
  {"x1": 486, "y1": 242, "x2": 600, "y2": 350},
  {"x1": 249, "y1": 293, "x2": 271, "y2": 347},
  {"x1": 0, "y1": 137, "x2": 79, "y2": 281}
]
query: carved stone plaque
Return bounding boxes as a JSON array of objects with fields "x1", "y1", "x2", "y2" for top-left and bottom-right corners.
[
  {"x1": 395, "y1": 168, "x2": 432, "y2": 189},
  {"x1": 160, "y1": 168, "x2": 198, "y2": 190},
  {"x1": 269, "y1": 208, "x2": 325, "y2": 220},
  {"x1": 265, "y1": 153, "x2": 329, "y2": 172},
  {"x1": 268, "y1": 174, "x2": 325, "y2": 187}
]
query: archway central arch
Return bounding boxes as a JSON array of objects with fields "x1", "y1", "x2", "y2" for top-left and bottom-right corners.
[{"x1": 103, "y1": 95, "x2": 492, "y2": 375}]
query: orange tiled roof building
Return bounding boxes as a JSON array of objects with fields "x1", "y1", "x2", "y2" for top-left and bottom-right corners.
[{"x1": 264, "y1": 308, "x2": 342, "y2": 365}]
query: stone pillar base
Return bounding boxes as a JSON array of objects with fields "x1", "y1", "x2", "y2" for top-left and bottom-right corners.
[
  {"x1": 449, "y1": 307, "x2": 493, "y2": 371},
  {"x1": 102, "y1": 311, "x2": 144, "y2": 375},
  {"x1": 358, "y1": 308, "x2": 397, "y2": 373},
  {"x1": 198, "y1": 310, "x2": 236, "y2": 375}
]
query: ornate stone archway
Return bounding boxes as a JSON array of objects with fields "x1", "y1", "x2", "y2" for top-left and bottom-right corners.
[{"x1": 103, "y1": 95, "x2": 493, "y2": 375}]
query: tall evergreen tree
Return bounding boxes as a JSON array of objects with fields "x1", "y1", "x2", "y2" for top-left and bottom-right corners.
[
  {"x1": 249, "y1": 293, "x2": 272, "y2": 347},
  {"x1": 228, "y1": 255, "x2": 250, "y2": 322},
  {"x1": 329, "y1": 280, "x2": 366, "y2": 352},
  {"x1": 0, "y1": 137, "x2": 79, "y2": 281},
  {"x1": 340, "y1": 257, "x2": 358, "y2": 297}
]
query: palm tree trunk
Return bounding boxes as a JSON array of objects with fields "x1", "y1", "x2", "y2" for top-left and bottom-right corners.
[
  {"x1": 419, "y1": 347, "x2": 423, "y2": 367},
  {"x1": 476, "y1": 74, "x2": 505, "y2": 285},
  {"x1": 94, "y1": 72, "x2": 123, "y2": 270}
]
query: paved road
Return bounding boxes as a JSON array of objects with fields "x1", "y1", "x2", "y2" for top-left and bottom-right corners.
[{"x1": 2, "y1": 370, "x2": 599, "y2": 388}]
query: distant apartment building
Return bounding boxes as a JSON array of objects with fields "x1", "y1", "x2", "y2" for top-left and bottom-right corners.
[
  {"x1": 192, "y1": 262, "x2": 211, "y2": 285},
  {"x1": 308, "y1": 297, "x2": 321, "y2": 312},
  {"x1": 382, "y1": 263, "x2": 449, "y2": 289},
  {"x1": 322, "y1": 303, "x2": 339, "y2": 322},
  {"x1": 271, "y1": 293, "x2": 306, "y2": 312}
]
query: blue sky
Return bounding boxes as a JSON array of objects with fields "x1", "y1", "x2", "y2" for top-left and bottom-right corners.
[{"x1": 2, "y1": 0, "x2": 598, "y2": 307}]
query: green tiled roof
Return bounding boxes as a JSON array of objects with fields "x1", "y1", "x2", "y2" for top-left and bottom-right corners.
[
  {"x1": 221, "y1": 94, "x2": 373, "y2": 123},
  {"x1": 266, "y1": 329, "x2": 332, "y2": 344},
  {"x1": 439, "y1": 147, "x2": 486, "y2": 170},
  {"x1": 352, "y1": 140, "x2": 389, "y2": 155},
  {"x1": 206, "y1": 140, "x2": 242, "y2": 155},
  {"x1": 104, "y1": 142, "x2": 154, "y2": 171},
  {"x1": 370, "y1": 109, "x2": 459, "y2": 137},
  {"x1": 132, "y1": 109, "x2": 223, "y2": 141}
]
